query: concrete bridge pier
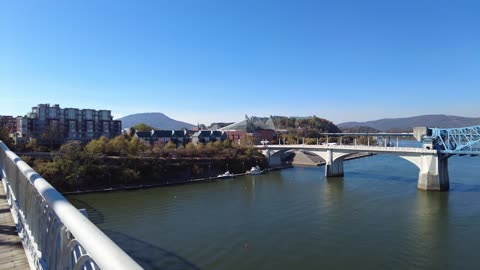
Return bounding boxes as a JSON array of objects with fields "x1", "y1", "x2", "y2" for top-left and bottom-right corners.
[
  {"x1": 309, "y1": 150, "x2": 350, "y2": 178},
  {"x1": 417, "y1": 154, "x2": 449, "y2": 191},
  {"x1": 400, "y1": 152, "x2": 450, "y2": 191},
  {"x1": 324, "y1": 150, "x2": 344, "y2": 177},
  {"x1": 325, "y1": 158, "x2": 344, "y2": 177},
  {"x1": 263, "y1": 149, "x2": 283, "y2": 167}
]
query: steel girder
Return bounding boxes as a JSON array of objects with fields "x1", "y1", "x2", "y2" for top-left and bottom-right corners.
[{"x1": 430, "y1": 125, "x2": 480, "y2": 153}]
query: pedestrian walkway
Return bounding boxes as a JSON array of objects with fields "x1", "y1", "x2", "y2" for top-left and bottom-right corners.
[{"x1": 0, "y1": 186, "x2": 30, "y2": 270}]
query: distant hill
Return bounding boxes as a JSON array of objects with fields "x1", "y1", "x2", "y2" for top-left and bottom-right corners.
[
  {"x1": 341, "y1": 126, "x2": 381, "y2": 133},
  {"x1": 338, "y1": 115, "x2": 480, "y2": 132},
  {"x1": 118, "y1": 113, "x2": 195, "y2": 130}
]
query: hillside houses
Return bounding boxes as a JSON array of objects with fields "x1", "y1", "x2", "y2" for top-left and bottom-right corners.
[
  {"x1": 134, "y1": 129, "x2": 189, "y2": 146},
  {"x1": 192, "y1": 130, "x2": 227, "y2": 144}
]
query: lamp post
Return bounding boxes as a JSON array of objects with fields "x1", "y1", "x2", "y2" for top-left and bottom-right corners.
[{"x1": 208, "y1": 164, "x2": 211, "y2": 179}]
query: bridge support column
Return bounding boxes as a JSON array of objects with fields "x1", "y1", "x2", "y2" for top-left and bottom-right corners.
[
  {"x1": 268, "y1": 155, "x2": 282, "y2": 167},
  {"x1": 324, "y1": 150, "x2": 344, "y2": 177},
  {"x1": 265, "y1": 150, "x2": 282, "y2": 167},
  {"x1": 417, "y1": 154, "x2": 449, "y2": 191}
]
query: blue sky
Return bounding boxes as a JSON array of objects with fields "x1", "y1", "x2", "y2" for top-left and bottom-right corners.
[{"x1": 1, "y1": 0, "x2": 479, "y2": 125}]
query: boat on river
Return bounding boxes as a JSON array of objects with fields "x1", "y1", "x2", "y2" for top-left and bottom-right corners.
[
  {"x1": 217, "y1": 171, "x2": 234, "y2": 179},
  {"x1": 246, "y1": 166, "x2": 263, "y2": 175}
]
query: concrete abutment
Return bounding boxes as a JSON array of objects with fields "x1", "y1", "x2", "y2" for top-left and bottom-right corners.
[{"x1": 417, "y1": 154, "x2": 449, "y2": 191}]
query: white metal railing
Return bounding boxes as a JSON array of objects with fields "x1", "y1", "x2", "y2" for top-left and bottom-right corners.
[
  {"x1": 0, "y1": 141, "x2": 143, "y2": 270},
  {"x1": 257, "y1": 144, "x2": 438, "y2": 154}
]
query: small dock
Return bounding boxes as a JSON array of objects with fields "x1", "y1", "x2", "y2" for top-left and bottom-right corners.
[{"x1": 0, "y1": 186, "x2": 30, "y2": 270}]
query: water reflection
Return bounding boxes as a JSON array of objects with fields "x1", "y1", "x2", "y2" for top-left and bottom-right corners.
[
  {"x1": 105, "y1": 230, "x2": 202, "y2": 270},
  {"x1": 243, "y1": 176, "x2": 256, "y2": 203},
  {"x1": 411, "y1": 191, "x2": 449, "y2": 269},
  {"x1": 323, "y1": 177, "x2": 344, "y2": 206}
]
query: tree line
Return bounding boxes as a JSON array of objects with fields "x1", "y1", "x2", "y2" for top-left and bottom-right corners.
[{"x1": 24, "y1": 135, "x2": 267, "y2": 192}]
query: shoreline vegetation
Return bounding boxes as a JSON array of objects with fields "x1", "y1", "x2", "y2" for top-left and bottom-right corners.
[
  {"x1": 63, "y1": 152, "x2": 374, "y2": 196},
  {"x1": 22, "y1": 135, "x2": 268, "y2": 193},
  {"x1": 63, "y1": 165, "x2": 292, "y2": 195}
]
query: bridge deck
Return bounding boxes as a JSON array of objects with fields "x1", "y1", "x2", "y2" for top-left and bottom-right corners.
[
  {"x1": 0, "y1": 186, "x2": 30, "y2": 270},
  {"x1": 258, "y1": 144, "x2": 437, "y2": 154}
]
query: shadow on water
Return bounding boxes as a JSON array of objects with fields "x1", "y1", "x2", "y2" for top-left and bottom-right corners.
[
  {"x1": 349, "y1": 171, "x2": 480, "y2": 193},
  {"x1": 103, "y1": 230, "x2": 202, "y2": 270},
  {"x1": 449, "y1": 182, "x2": 480, "y2": 193},
  {"x1": 67, "y1": 197, "x2": 105, "y2": 224}
]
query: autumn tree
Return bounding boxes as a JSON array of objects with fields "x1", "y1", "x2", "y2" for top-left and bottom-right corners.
[
  {"x1": 107, "y1": 136, "x2": 129, "y2": 155},
  {"x1": 222, "y1": 139, "x2": 232, "y2": 148},
  {"x1": 132, "y1": 123, "x2": 156, "y2": 132},
  {"x1": 85, "y1": 136, "x2": 109, "y2": 156},
  {"x1": 0, "y1": 127, "x2": 14, "y2": 148},
  {"x1": 164, "y1": 141, "x2": 176, "y2": 150},
  {"x1": 128, "y1": 137, "x2": 150, "y2": 155},
  {"x1": 185, "y1": 142, "x2": 196, "y2": 156}
]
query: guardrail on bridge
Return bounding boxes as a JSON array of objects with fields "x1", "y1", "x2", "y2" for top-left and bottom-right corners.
[{"x1": 0, "y1": 141, "x2": 143, "y2": 270}]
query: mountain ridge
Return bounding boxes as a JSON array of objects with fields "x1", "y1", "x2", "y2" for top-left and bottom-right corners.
[
  {"x1": 338, "y1": 114, "x2": 480, "y2": 131},
  {"x1": 117, "y1": 113, "x2": 195, "y2": 130}
]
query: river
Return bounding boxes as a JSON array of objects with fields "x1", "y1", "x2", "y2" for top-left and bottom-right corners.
[{"x1": 69, "y1": 153, "x2": 480, "y2": 270}]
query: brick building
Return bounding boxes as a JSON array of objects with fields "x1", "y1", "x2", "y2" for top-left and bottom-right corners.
[{"x1": 0, "y1": 116, "x2": 18, "y2": 133}]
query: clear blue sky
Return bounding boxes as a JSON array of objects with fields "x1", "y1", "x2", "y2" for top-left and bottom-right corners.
[{"x1": 1, "y1": 0, "x2": 479, "y2": 125}]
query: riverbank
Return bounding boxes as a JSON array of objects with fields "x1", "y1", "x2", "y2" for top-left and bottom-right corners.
[
  {"x1": 65, "y1": 153, "x2": 375, "y2": 195},
  {"x1": 64, "y1": 164, "x2": 293, "y2": 195}
]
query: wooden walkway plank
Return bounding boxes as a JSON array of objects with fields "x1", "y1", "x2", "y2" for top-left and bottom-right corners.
[{"x1": 0, "y1": 186, "x2": 30, "y2": 270}]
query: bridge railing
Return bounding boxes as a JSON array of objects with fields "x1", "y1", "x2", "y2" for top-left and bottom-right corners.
[
  {"x1": 258, "y1": 144, "x2": 436, "y2": 153},
  {"x1": 0, "y1": 141, "x2": 143, "y2": 270}
]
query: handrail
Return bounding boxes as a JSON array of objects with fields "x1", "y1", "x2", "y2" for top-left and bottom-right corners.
[
  {"x1": 0, "y1": 141, "x2": 143, "y2": 270},
  {"x1": 256, "y1": 144, "x2": 437, "y2": 154}
]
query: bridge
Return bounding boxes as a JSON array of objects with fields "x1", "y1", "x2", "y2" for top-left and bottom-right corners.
[
  {"x1": 0, "y1": 141, "x2": 142, "y2": 270},
  {"x1": 258, "y1": 126, "x2": 480, "y2": 192}
]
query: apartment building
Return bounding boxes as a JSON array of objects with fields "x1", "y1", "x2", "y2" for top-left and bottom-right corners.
[{"x1": 19, "y1": 104, "x2": 122, "y2": 143}]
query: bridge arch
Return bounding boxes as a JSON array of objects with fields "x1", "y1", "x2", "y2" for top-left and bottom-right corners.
[{"x1": 260, "y1": 145, "x2": 449, "y2": 191}]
